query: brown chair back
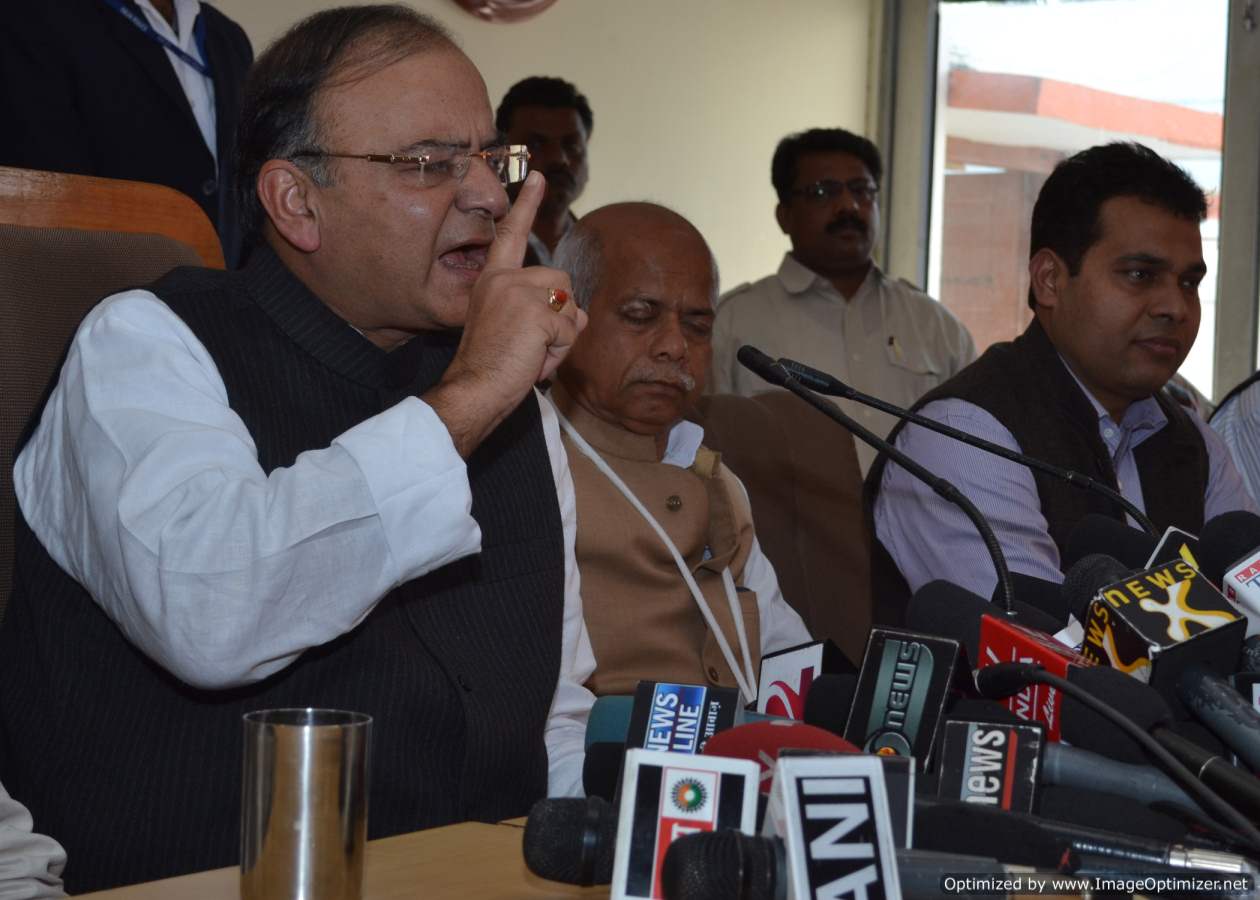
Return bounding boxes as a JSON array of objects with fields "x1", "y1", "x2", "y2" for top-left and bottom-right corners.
[
  {"x1": 690, "y1": 390, "x2": 872, "y2": 666},
  {"x1": 0, "y1": 166, "x2": 224, "y2": 622}
]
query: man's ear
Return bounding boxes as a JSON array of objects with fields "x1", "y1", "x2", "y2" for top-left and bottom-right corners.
[
  {"x1": 774, "y1": 202, "x2": 789, "y2": 236},
  {"x1": 1028, "y1": 247, "x2": 1067, "y2": 310},
  {"x1": 256, "y1": 160, "x2": 322, "y2": 254}
]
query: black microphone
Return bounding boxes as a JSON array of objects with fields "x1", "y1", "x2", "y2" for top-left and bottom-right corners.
[
  {"x1": 776, "y1": 356, "x2": 1158, "y2": 536},
  {"x1": 737, "y1": 344, "x2": 1017, "y2": 612},
  {"x1": 1178, "y1": 663, "x2": 1260, "y2": 772},
  {"x1": 1063, "y1": 515, "x2": 1158, "y2": 572},
  {"x1": 976, "y1": 662, "x2": 1260, "y2": 849},
  {"x1": 1060, "y1": 553, "x2": 1131, "y2": 624},
  {"x1": 1200, "y1": 511, "x2": 1260, "y2": 587},
  {"x1": 523, "y1": 795, "x2": 617, "y2": 886}
]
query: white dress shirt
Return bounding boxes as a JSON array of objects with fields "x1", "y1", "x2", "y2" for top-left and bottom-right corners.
[
  {"x1": 133, "y1": 0, "x2": 216, "y2": 162},
  {"x1": 15, "y1": 289, "x2": 595, "y2": 797},
  {"x1": 0, "y1": 783, "x2": 65, "y2": 900}
]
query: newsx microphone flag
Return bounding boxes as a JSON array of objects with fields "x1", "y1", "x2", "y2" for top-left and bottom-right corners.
[
  {"x1": 1075, "y1": 558, "x2": 1245, "y2": 694},
  {"x1": 610, "y1": 748, "x2": 759, "y2": 900}
]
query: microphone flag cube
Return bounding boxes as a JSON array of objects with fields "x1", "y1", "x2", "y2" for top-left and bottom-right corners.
[
  {"x1": 626, "y1": 681, "x2": 740, "y2": 755},
  {"x1": 935, "y1": 719, "x2": 1044, "y2": 813},
  {"x1": 843, "y1": 629, "x2": 960, "y2": 769},
  {"x1": 609, "y1": 748, "x2": 758, "y2": 900},
  {"x1": 1078, "y1": 560, "x2": 1245, "y2": 695},
  {"x1": 1223, "y1": 550, "x2": 1260, "y2": 637},
  {"x1": 763, "y1": 753, "x2": 901, "y2": 900}
]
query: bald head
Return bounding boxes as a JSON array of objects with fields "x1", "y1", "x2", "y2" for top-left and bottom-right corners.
[{"x1": 555, "y1": 203, "x2": 718, "y2": 447}]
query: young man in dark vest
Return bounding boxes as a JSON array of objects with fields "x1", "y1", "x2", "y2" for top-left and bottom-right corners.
[
  {"x1": 868, "y1": 142, "x2": 1255, "y2": 619},
  {"x1": 0, "y1": 6, "x2": 594, "y2": 893}
]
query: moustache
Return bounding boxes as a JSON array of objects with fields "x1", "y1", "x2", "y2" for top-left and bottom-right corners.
[
  {"x1": 624, "y1": 361, "x2": 696, "y2": 393},
  {"x1": 826, "y1": 214, "x2": 867, "y2": 236}
]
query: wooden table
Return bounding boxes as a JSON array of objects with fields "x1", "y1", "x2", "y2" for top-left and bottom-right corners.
[{"x1": 77, "y1": 820, "x2": 607, "y2": 899}]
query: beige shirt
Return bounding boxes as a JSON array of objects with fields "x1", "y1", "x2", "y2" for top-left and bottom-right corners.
[{"x1": 711, "y1": 254, "x2": 977, "y2": 472}]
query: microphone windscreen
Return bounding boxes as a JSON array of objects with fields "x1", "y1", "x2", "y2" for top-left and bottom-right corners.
[
  {"x1": 913, "y1": 800, "x2": 1069, "y2": 868},
  {"x1": 661, "y1": 830, "x2": 781, "y2": 900},
  {"x1": 1060, "y1": 554, "x2": 1130, "y2": 624},
  {"x1": 1060, "y1": 666, "x2": 1173, "y2": 764},
  {"x1": 907, "y1": 580, "x2": 1062, "y2": 664},
  {"x1": 703, "y1": 721, "x2": 856, "y2": 793},
  {"x1": 585, "y1": 695, "x2": 634, "y2": 748},
  {"x1": 1034, "y1": 785, "x2": 1187, "y2": 843},
  {"x1": 1241, "y1": 635, "x2": 1260, "y2": 674},
  {"x1": 996, "y1": 572, "x2": 1068, "y2": 629},
  {"x1": 523, "y1": 796, "x2": 616, "y2": 885},
  {"x1": 583, "y1": 742, "x2": 626, "y2": 802},
  {"x1": 1063, "y1": 513, "x2": 1157, "y2": 571},
  {"x1": 802, "y1": 673, "x2": 858, "y2": 736},
  {"x1": 1199, "y1": 511, "x2": 1260, "y2": 586}
]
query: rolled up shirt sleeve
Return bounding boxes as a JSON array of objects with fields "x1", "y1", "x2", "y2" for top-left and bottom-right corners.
[
  {"x1": 15, "y1": 291, "x2": 482, "y2": 689},
  {"x1": 874, "y1": 399, "x2": 1064, "y2": 598}
]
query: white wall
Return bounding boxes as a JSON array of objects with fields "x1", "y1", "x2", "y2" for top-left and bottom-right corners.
[{"x1": 213, "y1": 0, "x2": 873, "y2": 292}]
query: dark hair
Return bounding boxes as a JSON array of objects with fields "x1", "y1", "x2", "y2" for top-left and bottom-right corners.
[
  {"x1": 235, "y1": 5, "x2": 455, "y2": 242},
  {"x1": 495, "y1": 76, "x2": 593, "y2": 137},
  {"x1": 771, "y1": 128, "x2": 882, "y2": 204},
  {"x1": 1027, "y1": 142, "x2": 1207, "y2": 309}
]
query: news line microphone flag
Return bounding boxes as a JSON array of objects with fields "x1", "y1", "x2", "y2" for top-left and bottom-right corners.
[{"x1": 610, "y1": 749, "x2": 758, "y2": 900}]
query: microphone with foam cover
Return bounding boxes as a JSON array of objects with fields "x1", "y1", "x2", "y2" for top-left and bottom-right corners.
[
  {"x1": 660, "y1": 829, "x2": 785, "y2": 900},
  {"x1": 701, "y1": 720, "x2": 858, "y2": 795},
  {"x1": 906, "y1": 579, "x2": 1063, "y2": 666},
  {"x1": 523, "y1": 795, "x2": 617, "y2": 886},
  {"x1": 1060, "y1": 553, "x2": 1131, "y2": 624},
  {"x1": 1063, "y1": 514, "x2": 1158, "y2": 571},
  {"x1": 800, "y1": 672, "x2": 858, "y2": 736},
  {"x1": 1200, "y1": 511, "x2": 1260, "y2": 587}
]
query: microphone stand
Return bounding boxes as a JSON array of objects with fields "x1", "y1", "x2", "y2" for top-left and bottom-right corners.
[
  {"x1": 977, "y1": 662, "x2": 1260, "y2": 852},
  {"x1": 777, "y1": 357, "x2": 1160, "y2": 537},
  {"x1": 736, "y1": 345, "x2": 1016, "y2": 615}
]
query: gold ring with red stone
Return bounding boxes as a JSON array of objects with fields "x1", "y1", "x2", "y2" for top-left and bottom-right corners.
[{"x1": 548, "y1": 288, "x2": 569, "y2": 312}]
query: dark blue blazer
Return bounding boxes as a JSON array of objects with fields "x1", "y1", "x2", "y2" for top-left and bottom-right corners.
[{"x1": 0, "y1": 0, "x2": 253, "y2": 265}]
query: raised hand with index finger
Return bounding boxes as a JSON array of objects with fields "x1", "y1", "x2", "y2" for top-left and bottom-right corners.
[{"x1": 422, "y1": 170, "x2": 587, "y2": 458}]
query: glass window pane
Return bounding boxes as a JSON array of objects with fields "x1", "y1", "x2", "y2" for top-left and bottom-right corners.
[{"x1": 928, "y1": 0, "x2": 1227, "y2": 399}]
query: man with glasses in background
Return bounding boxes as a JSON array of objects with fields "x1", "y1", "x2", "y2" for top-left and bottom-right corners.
[
  {"x1": 710, "y1": 128, "x2": 975, "y2": 472},
  {"x1": 0, "y1": 6, "x2": 594, "y2": 894}
]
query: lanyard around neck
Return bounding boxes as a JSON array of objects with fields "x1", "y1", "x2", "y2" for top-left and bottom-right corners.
[
  {"x1": 553, "y1": 404, "x2": 758, "y2": 703},
  {"x1": 102, "y1": 0, "x2": 212, "y2": 78}
]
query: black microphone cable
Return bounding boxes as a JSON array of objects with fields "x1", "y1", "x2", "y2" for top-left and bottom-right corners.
[
  {"x1": 776, "y1": 355, "x2": 1159, "y2": 536},
  {"x1": 976, "y1": 661, "x2": 1260, "y2": 852},
  {"x1": 736, "y1": 344, "x2": 1017, "y2": 614}
]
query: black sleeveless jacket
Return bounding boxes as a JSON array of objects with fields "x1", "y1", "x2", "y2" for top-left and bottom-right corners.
[
  {"x1": 865, "y1": 319, "x2": 1208, "y2": 625},
  {"x1": 0, "y1": 247, "x2": 566, "y2": 893}
]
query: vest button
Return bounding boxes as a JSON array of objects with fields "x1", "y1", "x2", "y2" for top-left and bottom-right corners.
[
  {"x1": 666, "y1": 494, "x2": 683, "y2": 512},
  {"x1": 707, "y1": 666, "x2": 720, "y2": 681},
  {"x1": 457, "y1": 674, "x2": 473, "y2": 692},
  {"x1": 201, "y1": 178, "x2": 217, "y2": 196}
]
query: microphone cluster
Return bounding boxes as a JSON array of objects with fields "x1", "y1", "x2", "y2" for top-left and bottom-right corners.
[{"x1": 520, "y1": 348, "x2": 1260, "y2": 898}]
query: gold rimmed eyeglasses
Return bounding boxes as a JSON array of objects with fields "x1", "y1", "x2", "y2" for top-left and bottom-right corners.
[{"x1": 291, "y1": 144, "x2": 530, "y2": 188}]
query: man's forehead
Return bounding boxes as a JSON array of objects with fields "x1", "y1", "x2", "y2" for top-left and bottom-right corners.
[
  {"x1": 795, "y1": 151, "x2": 872, "y2": 182},
  {"x1": 1092, "y1": 196, "x2": 1204, "y2": 264}
]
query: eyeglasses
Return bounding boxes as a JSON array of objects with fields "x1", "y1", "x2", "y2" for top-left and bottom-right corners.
[
  {"x1": 789, "y1": 179, "x2": 880, "y2": 205},
  {"x1": 291, "y1": 144, "x2": 530, "y2": 187}
]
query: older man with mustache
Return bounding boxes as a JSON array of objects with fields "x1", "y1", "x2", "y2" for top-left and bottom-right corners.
[
  {"x1": 549, "y1": 202, "x2": 810, "y2": 701},
  {"x1": 710, "y1": 127, "x2": 975, "y2": 473}
]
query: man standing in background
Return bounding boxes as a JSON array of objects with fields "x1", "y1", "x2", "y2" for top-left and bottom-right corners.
[
  {"x1": 710, "y1": 127, "x2": 975, "y2": 472},
  {"x1": 0, "y1": 0, "x2": 253, "y2": 265},
  {"x1": 496, "y1": 76, "x2": 592, "y2": 266}
]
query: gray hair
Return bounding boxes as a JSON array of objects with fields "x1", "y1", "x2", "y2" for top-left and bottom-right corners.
[{"x1": 552, "y1": 205, "x2": 721, "y2": 311}]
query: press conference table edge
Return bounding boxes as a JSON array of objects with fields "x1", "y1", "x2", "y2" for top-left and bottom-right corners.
[{"x1": 74, "y1": 819, "x2": 607, "y2": 899}]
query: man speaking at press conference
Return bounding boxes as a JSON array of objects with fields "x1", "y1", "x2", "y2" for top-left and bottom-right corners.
[
  {"x1": 870, "y1": 142, "x2": 1256, "y2": 612},
  {"x1": 0, "y1": 6, "x2": 595, "y2": 893}
]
